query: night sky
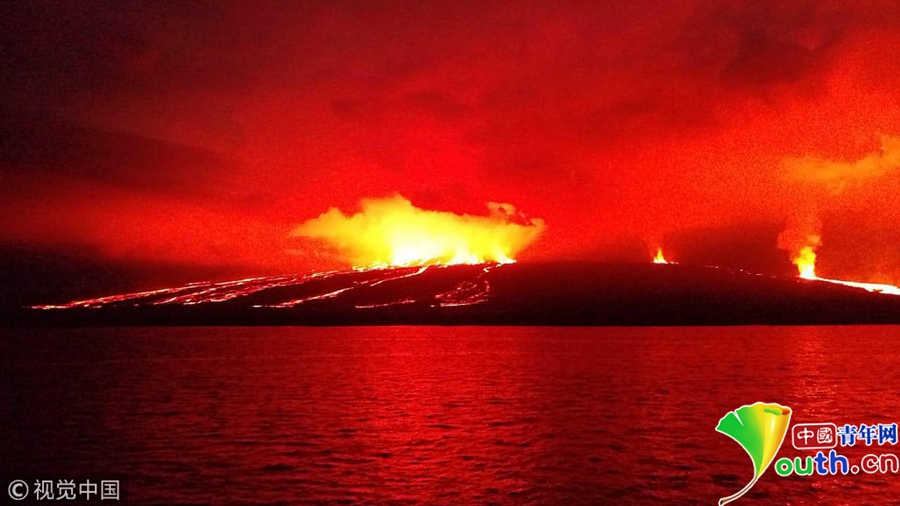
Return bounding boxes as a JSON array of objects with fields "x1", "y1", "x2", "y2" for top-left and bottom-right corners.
[{"x1": 3, "y1": 0, "x2": 900, "y2": 304}]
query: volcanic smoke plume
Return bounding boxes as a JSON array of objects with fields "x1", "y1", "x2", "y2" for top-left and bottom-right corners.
[
  {"x1": 291, "y1": 196, "x2": 545, "y2": 268},
  {"x1": 779, "y1": 136, "x2": 900, "y2": 279},
  {"x1": 784, "y1": 136, "x2": 900, "y2": 186},
  {"x1": 777, "y1": 215, "x2": 822, "y2": 279}
]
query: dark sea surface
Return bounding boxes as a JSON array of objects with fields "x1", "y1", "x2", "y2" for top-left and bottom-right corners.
[{"x1": 2, "y1": 326, "x2": 899, "y2": 505}]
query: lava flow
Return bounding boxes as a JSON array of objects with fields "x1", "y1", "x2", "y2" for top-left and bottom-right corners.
[
  {"x1": 31, "y1": 196, "x2": 545, "y2": 311},
  {"x1": 31, "y1": 264, "x2": 504, "y2": 310},
  {"x1": 789, "y1": 242, "x2": 900, "y2": 296}
]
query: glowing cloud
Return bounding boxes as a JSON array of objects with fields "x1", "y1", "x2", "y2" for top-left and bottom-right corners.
[
  {"x1": 785, "y1": 135, "x2": 900, "y2": 186},
  {"x1": 292, "y1": 195, "x2": 545, "y2": 268}
]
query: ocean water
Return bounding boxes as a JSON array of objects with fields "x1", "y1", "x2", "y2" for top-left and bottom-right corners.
[{"x1": 2, "y1": 326, "x2": 899, "y2": 505}]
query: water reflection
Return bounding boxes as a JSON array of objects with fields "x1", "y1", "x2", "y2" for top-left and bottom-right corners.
[{"x1": 3, "y1": 326, "x2": 899, "y2": 504}]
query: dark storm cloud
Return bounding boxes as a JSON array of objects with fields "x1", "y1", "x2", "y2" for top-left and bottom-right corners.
[
  {"x1": 0, "y1": 0, "x2": 265, "y2": 105},
  {"x1": 0, "y1": 0, "x2": 876, "y2": 154},
  {"x1": 0, "y1": 241, "x2": 247, "y2": 306},
  {"x1": 0, "y1": 110, "x2": 240, "y2": 198},
  {"x1": 445, "y1": 0, "x2": 880, "y2": 187},
  {"x1": 682, "y1": 1, "x2": 846, "y2": 90},
  {"x1": 2, "y1": 1, "x2": 893, "y2": 120}
]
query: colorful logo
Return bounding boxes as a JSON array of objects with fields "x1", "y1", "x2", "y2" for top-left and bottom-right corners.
[{"x1": 715, "y1": 402, "x2": 792, "y2": 505}]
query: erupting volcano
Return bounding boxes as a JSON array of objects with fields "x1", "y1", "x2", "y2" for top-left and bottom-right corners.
[
  {"x1": 787, "y1": 239, "x2": 900, "y2": 296},
  {"x1": 775, "y1": 136, "x2": 900, "y2": 296},
  {"x1": 15, "y1": 195, "x2": 900, "y2": 325},
  {"x1": 27, "y1": 196, "x2": 547, "y2": 315}
]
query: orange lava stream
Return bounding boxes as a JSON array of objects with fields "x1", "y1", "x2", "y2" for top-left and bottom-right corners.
[
  {"x1": 30, "y1": 263, "x2": 506, "y2": 311},
  {"x1": 804, "y1": 275, "x2": 900, "y2": 296},
  {"x1": 259, "y1": 266, "x2": 430, "y2": 308},
  {"x1": 790, "y1": 246, "x2": 900, "y2": 296}
]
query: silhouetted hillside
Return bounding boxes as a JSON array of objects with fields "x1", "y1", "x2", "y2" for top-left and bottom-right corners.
[{"x1": 8, "y1": 262, "x2": 900, "y2": 326}]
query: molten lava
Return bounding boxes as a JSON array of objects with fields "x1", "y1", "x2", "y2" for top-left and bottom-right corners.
[
  {"x1": 788, "y1": 244, "x2": 900, "y2": 296},
  {"x1": 652, "y1": 248, "x2": 669, "y2": 264},
  {"x1": 31, "y1": 263, "x2": 503, "y2": 310},
  {"x1": 292, "y1": 195, "x2": 545, "y2": 268},
  {"x1": 794, "y1": 246, "x2": 818, "y2": 280}
]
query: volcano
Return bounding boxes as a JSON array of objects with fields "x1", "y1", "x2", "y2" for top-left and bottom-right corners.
[{"x1": 12, "y1": 262, "x2": 900, "y2": 326}]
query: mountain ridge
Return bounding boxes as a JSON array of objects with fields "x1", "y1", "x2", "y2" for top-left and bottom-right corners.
[{"x1": 8, "y1": 262, "x2": 900, "y2": 326}]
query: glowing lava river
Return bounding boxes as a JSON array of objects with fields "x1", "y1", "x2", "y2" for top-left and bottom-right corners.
[
  {"x1": 32, "y1": 263, "x2": 500, "y2": 311},
  {"x1": 17, "y1": 261, "x2": 900, "y2": 327}
]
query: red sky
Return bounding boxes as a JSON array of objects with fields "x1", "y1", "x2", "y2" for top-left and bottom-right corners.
[{"x1": 3, "y1": 0, "x2": 900, "y2": 300}]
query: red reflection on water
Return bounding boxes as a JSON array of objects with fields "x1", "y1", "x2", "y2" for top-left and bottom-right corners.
[{"x1": 3, "y1": 326, "x2": 899, "y2": 504}]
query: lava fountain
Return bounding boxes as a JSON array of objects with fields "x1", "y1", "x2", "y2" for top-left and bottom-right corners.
[
  {"x1": 292, "y1": 195, "x2": 545, "y2": 268},
  {"x1": 793, "y1": 246, "x2": 818, "y2": 280},
  {"x1": 652, "y1": 248, "x2": 669, "y2": 265},
  {"x1": 787, "y1": 239, "x2": 900, "y2": 296}
]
